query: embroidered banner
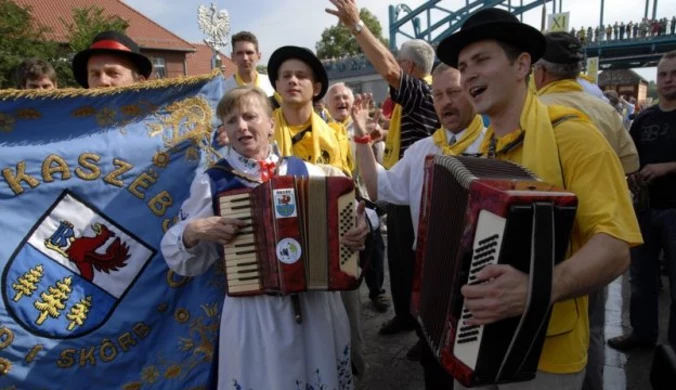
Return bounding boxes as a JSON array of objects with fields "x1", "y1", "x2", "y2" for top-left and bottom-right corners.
[{"x1": 0, "y1": 73, "x2": 225, "y2": 389}]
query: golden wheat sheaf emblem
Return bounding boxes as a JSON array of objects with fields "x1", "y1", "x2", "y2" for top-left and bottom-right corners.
[{"x1": 147, "y1": 96, "x2": 220, "y2": 164}]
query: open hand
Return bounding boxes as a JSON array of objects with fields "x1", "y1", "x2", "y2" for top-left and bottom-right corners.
[
  {"x1": 460, "y1": 264, "x2": 529, "y2": 325},
  {"x1": 341, "y1": 201, "x2": 369, "y2": 250},
  {"x1": 351, "y1": 93, "x2": 373, "y2": 137},
  {"x1": 326, "y1": 0, "x2": 361, "y2": 28}
]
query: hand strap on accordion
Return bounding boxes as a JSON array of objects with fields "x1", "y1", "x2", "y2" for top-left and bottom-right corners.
[{"x1": 496, "y1": 202, "x2": 555, "y2": 381}]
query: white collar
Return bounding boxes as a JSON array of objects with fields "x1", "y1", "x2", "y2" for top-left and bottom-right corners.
[
  {"x1": 445, "y1": 127, "x2": 466, "y2": 142},
  {"x1": 225, "y1": 147, "x2": 279, "y2": 179}
]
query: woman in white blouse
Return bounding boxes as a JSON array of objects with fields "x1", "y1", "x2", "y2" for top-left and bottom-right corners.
[{"x1": 161, "y1": 86, "x2": 369, "y2": 390}]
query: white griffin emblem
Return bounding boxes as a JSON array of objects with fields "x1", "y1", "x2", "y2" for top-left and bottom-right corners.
[{"x1": 197, "y1": 3, "x2": 230, "y2": 49}]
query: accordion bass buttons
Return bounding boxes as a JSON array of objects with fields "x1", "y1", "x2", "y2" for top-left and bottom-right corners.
[
  {"x1": 453, "y1": 209, "x2": 506, "y2": 370},
  {"x1": 219, "y1": 193, "x2": 262, "y2": 294}
]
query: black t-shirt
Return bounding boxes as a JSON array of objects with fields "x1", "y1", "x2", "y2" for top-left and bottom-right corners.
[{"x1": 629, "y1": 105, "x2": 676, "y2": 209}]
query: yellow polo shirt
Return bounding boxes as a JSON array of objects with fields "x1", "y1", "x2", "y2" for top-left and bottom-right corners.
[{"x1": 491, "y1": 115, "x2": 642, "y2": 373}]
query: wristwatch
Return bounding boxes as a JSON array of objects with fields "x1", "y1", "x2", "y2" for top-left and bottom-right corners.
[{"x1": 353, "y1": 20, "x2": 364, "y2": 35}]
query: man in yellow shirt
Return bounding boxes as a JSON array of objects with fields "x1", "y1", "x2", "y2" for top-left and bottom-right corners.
[
  {"x1": 532, "y1": 31, "x2": 639, "y2": 390},
  {"x1": 267, "y1": 46, "x2": 351, "y2": 175},
  {"x1": 437, "y1": 8, "x2": 642, "y2": 388}
]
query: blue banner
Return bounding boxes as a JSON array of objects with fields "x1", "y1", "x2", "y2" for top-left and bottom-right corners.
[{"x1": 0, "y1": 73, "x2": 225, "y2": 389}]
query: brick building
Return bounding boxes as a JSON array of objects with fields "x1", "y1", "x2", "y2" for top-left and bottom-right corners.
[{"x1": 14, "y1": 0, "x2": 234, "y2": 78}]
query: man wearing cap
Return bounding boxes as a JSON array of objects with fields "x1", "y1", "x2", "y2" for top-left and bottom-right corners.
[
  {"x1": 436, "y1": 8, "x2": 641, "y2": 389},
  {"x1": 267, "y1": 45, "x2": 352, "y2": 175},
  {"x1": 327, "y1": 0, "x2": 440, "y2": 353},
  {"x1": 72, "y1": 31, "x2": 152, "y2": 89},
  {"x1": 533, "y1": 31, "x2": 639, "y2": 390}
]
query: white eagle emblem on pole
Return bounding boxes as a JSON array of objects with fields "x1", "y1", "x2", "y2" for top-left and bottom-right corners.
[{"x1": 197, "y1": 3, "x2": 230, "y2": 51}]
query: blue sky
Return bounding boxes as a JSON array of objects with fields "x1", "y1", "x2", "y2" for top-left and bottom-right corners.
[{"x1": 124, "y1": 0, "x2": 675, "y2": 81}]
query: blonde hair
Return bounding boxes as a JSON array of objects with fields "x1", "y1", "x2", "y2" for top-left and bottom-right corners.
[{"x1": 216, "y1": 85, "x2": 272, "y2": 120}]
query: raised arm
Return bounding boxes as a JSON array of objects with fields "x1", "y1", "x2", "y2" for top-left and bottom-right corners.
[{"x1": 326, "y1": 0, "x2": 402, "y2": 88}]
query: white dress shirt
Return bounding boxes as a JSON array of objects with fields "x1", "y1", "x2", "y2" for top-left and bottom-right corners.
[{"x1": 376, "y1": 127, "x2": 485, "y2": 249}]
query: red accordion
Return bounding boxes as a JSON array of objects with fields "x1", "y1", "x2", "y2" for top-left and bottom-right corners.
[
  {"x1": 412, "y1": 156, "x2": 578, "y2": 387},
  {"x1": 217, "y1": 176, "x2": 361, "y2": 296}
]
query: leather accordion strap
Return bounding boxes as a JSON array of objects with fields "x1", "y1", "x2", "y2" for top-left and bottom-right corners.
[{"x1": 496, "y1": 202, "x2": 555, "y2": 381}]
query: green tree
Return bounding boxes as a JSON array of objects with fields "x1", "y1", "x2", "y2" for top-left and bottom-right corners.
[
  {"x1": 256, "y1": 65, "x2": 268, "y2": 74},
  {"x1": 0, "y1": 0, "x2": 61, "y2": 88},
  {"x1": 62, "y1": 6, "x2": 129, "y2": 54},
  {"x1": 315, "y1": 8, "x2": 389, "y2": 60}
]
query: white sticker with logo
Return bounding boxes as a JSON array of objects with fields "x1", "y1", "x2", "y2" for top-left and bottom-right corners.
[
  {"x1": 276, "y1": 238, "x2": 302, "y2": 264},
  {"x1": 273, "y1": 189, "x2": 297, "y2": 219}
]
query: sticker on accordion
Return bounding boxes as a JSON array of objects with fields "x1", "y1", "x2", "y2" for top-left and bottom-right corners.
[
  {"x1": 273, "y1": 189, "x2": 297, "y2": 219},
  {"x1": 276, "y1": 238, "x2": 302, "y2": 264}
]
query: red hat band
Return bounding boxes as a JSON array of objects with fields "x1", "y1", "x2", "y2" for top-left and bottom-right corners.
[{"x1": 89, "y1": 40, "x2": 132, "y2": 52}]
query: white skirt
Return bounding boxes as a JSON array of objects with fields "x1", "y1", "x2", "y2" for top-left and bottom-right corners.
[{"x1": 217, "y1": 291, "x2": 353, "y2": 390}]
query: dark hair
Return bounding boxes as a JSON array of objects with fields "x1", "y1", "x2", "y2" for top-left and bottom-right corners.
[
  {"x1": 16, "y1": 58, "x2": 56, "y2": 88},
  {"x1": 497, "y1": 41, "x2": 524, "y2": 64},
  {"x1": 496, "y1": 41, "x2": 531, "y2": 84},
  {"x1": 231, "y1": 31, "x2": 259, "y2": 52}
]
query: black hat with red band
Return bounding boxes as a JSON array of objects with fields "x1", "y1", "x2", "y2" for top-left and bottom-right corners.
[{"x1": 72, "y1": 31, "x2": 153, "y2": 88}]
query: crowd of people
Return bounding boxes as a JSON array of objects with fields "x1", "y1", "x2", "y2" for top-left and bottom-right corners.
[
  {"x1": 573, "y1": 16, "x2": 676, "y2": 44},
  {"x1": 8, "y1": 1, "x2": 676, "y2": 389}
]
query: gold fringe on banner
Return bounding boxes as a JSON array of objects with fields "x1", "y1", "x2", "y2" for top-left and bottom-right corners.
[{"x1": 0, "y1": 70, "x2": 223, "y2": 101}]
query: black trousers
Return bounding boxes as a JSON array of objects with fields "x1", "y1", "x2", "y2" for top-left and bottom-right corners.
[
  {"x1": 386, "y1": 204, "x2": 417, "y2": 323},
  {"x1": 364, "y1": 228, "x2": 386, "y2": 299},
  {"x1": 421, "y1": 340, "x2": 455, "y2": 390}
]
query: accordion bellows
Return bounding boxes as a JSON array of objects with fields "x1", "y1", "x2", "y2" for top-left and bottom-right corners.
[
  {"x1": 217, "y1": 176, "x2": 361, "y2": 296},
  {"x1": 412, "y1": 155, "x2": 578, "y2": 387}
]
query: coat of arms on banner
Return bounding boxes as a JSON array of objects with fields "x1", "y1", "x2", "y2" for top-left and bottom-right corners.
[{"x1": 2, "y1": 190, "x2": 155, "y2": 339}]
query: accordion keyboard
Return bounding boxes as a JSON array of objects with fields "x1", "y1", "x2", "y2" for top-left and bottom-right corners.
[
  {"x1": 454, "y1": 209, "x2": 507, "y2": 370},
  {"x1": 219, "y1": 193, "x2": 262, "y2": 293}
]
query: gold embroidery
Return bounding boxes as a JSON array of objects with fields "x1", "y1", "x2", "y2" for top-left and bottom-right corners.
[
  {"x1": 148, "y1": 96, "x2": 219, "y2": 164},
  {"x1": 0, "y1": 113, "x2": 15, "y2": 132},
  {"x1": 15, "y1": 109, "x2": 40, "y2": 119},
  {"x1": 121, "y1": 104, "x2": 142, "y2": 117},
  {"x1": 163, "y1": 365, "x2": 182, "y2": 379},
  {"x1": 72, "y1": 106, "x2": 96, "y2": 117},
  {"x1": 174, "y1": 308, "x2": 190, "y2": 324},
  {"x1": 95, "y1": 108, "x2": 116, "y2": 127},
  {"x1": 0, "y1": 358, "x2": 12, "y2": 375},
  {"x1": 0, "y1": 70, "x2": 222, "y2": 101},
  {"x1": 141, "y1": 366, "x2": 160, "y2": 384},
  {"x1": 152, "y1": 152, "x2": 170, "y2": 168}
]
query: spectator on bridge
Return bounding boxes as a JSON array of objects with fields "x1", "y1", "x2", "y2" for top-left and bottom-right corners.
[
  {"x1": 579, "y1": 26, "x2": 586, "y2": 43},
  {"x1": 606, "y1": 24, "x2": 613, "y2": 41},
  {"x1": 614, "y1": 22, "x2": 620, "y2": 40},
  {"x1": 634, "y1": 21, "x2": 640, "y2": 38},
  {"x1": 588, "y1": 26, "x2": 594, "y2": 43},
  {"x1": 671, "y1": 16, "x2": 675, "y2": 34},
  {"x1": 597, "y1": 25, "x2": 604, "y2": 42},
  {"x1": 326, "y1": 0, "x2": 440, "y2": 365},
  {"x1": 620, "y1": 22, "x2": 626, "y2": 40},
  {"x1": 608, "y1": 51, "x2": 676, "y2": 353},
  {"x1": 16, "y1": 58, "x2": 57, "y2": 90},
  {"x1": 628, "y1": 21, "x2": 634, "y2": 39}
]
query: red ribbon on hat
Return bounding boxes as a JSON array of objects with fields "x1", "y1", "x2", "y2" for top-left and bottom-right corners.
[
  {"x1": 89, "y1": 40, "x2": 132, "y2": 52},
  {"x1": 259, "y1": 160, "x2": 276, "y2": 182}
]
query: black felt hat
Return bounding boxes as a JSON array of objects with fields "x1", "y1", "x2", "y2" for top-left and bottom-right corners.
[
  {"x1": 267, "y1": 46, "x2": 328, "y2": 102},
  {"x1": 72, "y1": 31, "x2": 153, "y2": 88},
  {"x1": 542, "y1": 32, "x2": 584, "y2": 64},
  {"x1": 437, "y1": 8, "x2": 546, "y2": 67}
]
